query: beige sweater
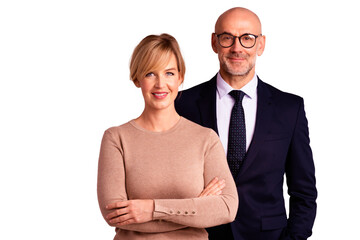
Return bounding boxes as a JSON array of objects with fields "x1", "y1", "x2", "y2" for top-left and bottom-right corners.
[{"x1": 97, "y1": 117, "x2": 238, "y2": 240}]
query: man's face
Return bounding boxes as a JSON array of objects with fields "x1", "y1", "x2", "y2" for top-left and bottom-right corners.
[{"x1": 212, "y1": 12, "x2": 265, "y2": 80}]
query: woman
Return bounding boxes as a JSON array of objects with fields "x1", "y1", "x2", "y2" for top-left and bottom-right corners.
[{"x1": 97, "y1": 33, "x2": 238, "y2": 239}]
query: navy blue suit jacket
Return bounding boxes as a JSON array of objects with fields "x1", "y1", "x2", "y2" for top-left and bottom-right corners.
[{"x1": 175, "y1": 76, "x2": 317, "y2": 240}]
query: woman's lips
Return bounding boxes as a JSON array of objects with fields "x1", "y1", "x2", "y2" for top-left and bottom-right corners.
[{"x1": 152, "y1": 92, "x2": 168, "y2": 99}]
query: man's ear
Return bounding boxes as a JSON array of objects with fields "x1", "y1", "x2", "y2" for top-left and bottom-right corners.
[
  {"x1": 257, "y1": 35, "x2": 266, "y2": 56},
  {"x1": 211, "y1": 33, "x2": 219, "y2": 54}
]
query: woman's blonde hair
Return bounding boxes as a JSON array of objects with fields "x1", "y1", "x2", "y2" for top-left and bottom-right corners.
[{"x1": 130, "y1": 33, "x2": 186, "y2": 85}]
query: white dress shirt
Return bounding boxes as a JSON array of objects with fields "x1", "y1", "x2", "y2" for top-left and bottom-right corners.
[{"x1": 216, "y1": 72, "x2": 258, "y2": 155}]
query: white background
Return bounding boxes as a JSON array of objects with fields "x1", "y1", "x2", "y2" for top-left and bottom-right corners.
[{"x1": 1, "y1": 0, "x2": 359, "y2": 239}]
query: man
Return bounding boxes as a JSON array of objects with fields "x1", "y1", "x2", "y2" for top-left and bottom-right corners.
[{"x1": 175, "y1": 7, "x2": 317, "y2": 240}]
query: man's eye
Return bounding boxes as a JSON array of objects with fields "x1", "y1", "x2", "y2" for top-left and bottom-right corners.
[
  {"x1": 221, "y1": 35, "x2": 232, "y2": 41},
  {"x1": 242, "y1": 35, "x2": 255, "y2": 41}
]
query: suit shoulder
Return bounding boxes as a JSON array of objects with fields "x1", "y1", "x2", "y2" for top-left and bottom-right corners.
[
  {"x1": 175, "y1": 78, "x2": 215, "y2": 118},
  {"x1": 262, "y1": 81, "x2": 304, "y2": 104},
  {"x1": 179, "y1": 79, "x2": 213, "y2": 98}
]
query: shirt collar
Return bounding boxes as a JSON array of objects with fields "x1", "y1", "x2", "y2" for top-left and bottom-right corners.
[{"x1": 216, "y1": 72, "x2": 258, "y2": 99}]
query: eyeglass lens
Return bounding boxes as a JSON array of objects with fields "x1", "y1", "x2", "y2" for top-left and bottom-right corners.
[{"x1": 219, "y1": 34, "x2": 257, "y2": 48}]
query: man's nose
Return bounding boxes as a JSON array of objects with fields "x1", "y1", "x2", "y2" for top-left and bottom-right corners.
[{"x1": 231, "y1": 37, "x2": 244, "y2": 52}]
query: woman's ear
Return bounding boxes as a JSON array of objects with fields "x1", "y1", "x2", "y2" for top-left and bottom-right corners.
[
  {"x1": 178, "y1": 76, "x2": 184, "y2": 86},
  {"x1": 134, "y1": 79, "x2": 141, "y2": 88}
]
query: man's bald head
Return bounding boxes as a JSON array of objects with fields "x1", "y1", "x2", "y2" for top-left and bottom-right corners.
[{"x1": 215, "y1": 7, "x2": 262, "y2": 35}]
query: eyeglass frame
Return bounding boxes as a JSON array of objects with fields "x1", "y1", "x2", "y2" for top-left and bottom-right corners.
[{"x1": 215, "y1": 32, "x2": 262, "y2": 49}]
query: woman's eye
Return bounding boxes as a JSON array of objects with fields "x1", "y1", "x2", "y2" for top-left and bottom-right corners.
[
  {"x1": 145, "y1": 72, "x2": 154, "y2": 77},
  {"x1": 166, "y1": 72, "x2": 175, "y2": 76}
]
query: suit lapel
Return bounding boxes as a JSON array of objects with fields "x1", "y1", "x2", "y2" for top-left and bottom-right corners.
[
  {"x1": 237, "y1": 78, "x2": 273, "y2": 178},
  {"x1": 197, "y1": 76, "x2": 219, "y2": 133}
]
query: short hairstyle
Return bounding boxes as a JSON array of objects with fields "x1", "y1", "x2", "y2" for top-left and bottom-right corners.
[{"x1": 130, "y1": 33, "x2": 186, "y2": 85}]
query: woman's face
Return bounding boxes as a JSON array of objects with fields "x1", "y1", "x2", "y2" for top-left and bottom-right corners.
[{"x1": 136, "y1": 53, "x2": 182, "y2": 112}]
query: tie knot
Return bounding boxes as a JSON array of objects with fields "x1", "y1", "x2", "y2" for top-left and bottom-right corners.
[{"x1": 229, "y1": 90, "x2": 245, "y2": 103}]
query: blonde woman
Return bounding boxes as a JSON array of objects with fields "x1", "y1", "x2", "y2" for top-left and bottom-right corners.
[{"x1": 97, "y1": 33, "x2": 238, "y2": 240}]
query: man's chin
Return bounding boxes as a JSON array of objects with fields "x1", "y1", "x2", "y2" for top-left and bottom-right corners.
[{"x1": 226, "y1": 69, "x2": 250, "y2": 77}]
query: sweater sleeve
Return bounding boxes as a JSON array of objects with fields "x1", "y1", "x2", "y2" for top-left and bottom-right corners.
[
  {"x1": 153, "y1": 130, "x2": 239, "y2": 228},
  {"x1": 97, "y1": 130, "x2": 187, "y2": 233}
]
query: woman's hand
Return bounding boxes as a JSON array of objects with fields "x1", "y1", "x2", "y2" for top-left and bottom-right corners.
[
  {"x1": 198, "y1": 177, "x2": 225, "y2": 197},
  {"x1": 105, "y1": 178, "x2": 224, "y2": 226},
  {"x1": 106, "y1": 199, "x2": 154, "y2": 226}
]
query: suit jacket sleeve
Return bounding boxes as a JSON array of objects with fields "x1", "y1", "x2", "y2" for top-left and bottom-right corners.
[{"x1": 282, "y1": 98, "x2": 317, "y2": 239}]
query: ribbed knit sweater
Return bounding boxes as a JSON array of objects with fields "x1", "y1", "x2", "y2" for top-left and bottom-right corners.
[{"x1": 97, "y1": 117, "x2": 238, "y2": 239}]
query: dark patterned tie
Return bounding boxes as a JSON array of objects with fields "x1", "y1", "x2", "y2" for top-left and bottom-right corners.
[{"x1": 227, "y1": 90, "x2": 246, "y2": 177}]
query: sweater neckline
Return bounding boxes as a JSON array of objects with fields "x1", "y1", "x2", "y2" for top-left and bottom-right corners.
[{"x1": 129, "y1": 117, "x2": 184, "y2": 135}]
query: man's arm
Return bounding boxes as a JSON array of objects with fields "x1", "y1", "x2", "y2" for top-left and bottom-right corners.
[{"x1": 283, "y1": 99, "x2": 317, "y2": 239}]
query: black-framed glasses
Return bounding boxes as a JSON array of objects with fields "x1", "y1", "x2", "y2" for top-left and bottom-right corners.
[{"x1": 216, "y1": 33, "x2": 262, "y2": 48}]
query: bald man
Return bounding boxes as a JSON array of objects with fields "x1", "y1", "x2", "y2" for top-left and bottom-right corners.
[{"x1": 176, "y1": 7, "x2": 317, "y2": 240}]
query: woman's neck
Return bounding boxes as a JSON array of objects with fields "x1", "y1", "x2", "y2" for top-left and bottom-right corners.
[{"x1": 135, "y1": 107, "x2": 180, "y2": 132}]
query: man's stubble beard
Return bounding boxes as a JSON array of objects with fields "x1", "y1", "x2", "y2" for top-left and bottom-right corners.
[{"x1": 221, "y1": 54, "x2": 256, "y2": 77}]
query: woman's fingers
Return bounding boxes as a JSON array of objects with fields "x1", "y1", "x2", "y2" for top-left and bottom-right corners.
[
  {"x1": 109, "y1": 212, "x2": 132, "y2": 224},
  {"x1": 199, "y1": 177, "x2": 219, "y2": 196},
  {"x1": 106, "y1": 201, "x2": 128, "y2": 210},
  {"x1": 199, "y1": 177, "x2": 226, "y2": 197},
  {"x1": 206, "y1": 177, "x2": 219, "y2": 190},
  {"x1": 106, "y1": 206, "x2": 129, "y2": 220},
  {"x1": 105, "y1": 199, "x2": 154, "y2": 225},
  {"x1": 208, "y1": 180, "x2": 225, "y2": 195}
]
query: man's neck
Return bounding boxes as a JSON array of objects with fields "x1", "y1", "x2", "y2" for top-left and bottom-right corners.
[{"x1": 220, "y1": 70, "x2": 255, "y2": 90}]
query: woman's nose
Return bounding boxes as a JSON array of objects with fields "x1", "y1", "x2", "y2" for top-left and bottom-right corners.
[{"x1": 155, "y1": 75, "x2": 166, "y2": 88}]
